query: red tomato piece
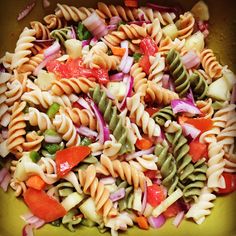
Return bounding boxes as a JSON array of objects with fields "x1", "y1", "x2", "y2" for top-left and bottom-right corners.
[
  {"x1": 139, "y1": 54, "x2": 151, "y2": 74},
  {"x1": 144, "y1": 170, "x2": 158, "y2": 179},
  {"x1": 24, "y1": 188, "x2": 66, "y2": 222},
  {"x1": 183, "y1": 117, "x2": 213, "y2": 133},
  {"x1": 56, "y1": 146, "x2": 91, "y2": 177},
  {"x1": 135, "y1": 138, "x2": 153, "y2": 150},
  {"x1": 163, "y1": 201, "x2": 181, "y2": 218},
  {"x1": 218, "y1": 173, "x2": 236, "y2": 194},
  {"x1": 145, "y1": 107, "x2": 159, "y2": 117},
  {"x1": 140, "y1": 37, "x2": 158, "y2": 56},
  {"x1": 189, "y1": 140, "x2": 208, "y2": 163},
  {"x1": 147, "y1": 184, "x2": 165, "y2": 207}
]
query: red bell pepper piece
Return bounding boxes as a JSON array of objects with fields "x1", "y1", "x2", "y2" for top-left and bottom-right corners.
[
  {"x1": 163, "y1": 201, "x2": 181, "y2": 218},
  {"x1": 144, "y1": 170, "x2": 158, "y2": 179},
  {"x1": 147, "y1": 184, "x2": 165, "y2": 207},
  {"x1": 23, "y1": 188, "x2": 66, "y2": 222},
  {"x1": 55, "y1": 146, "x2": 91, "y2": 177}
]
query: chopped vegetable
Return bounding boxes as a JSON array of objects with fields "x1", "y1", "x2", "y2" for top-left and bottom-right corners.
[
  {"x1": 44, "y1": 143, "x2": 61, "y2": 155},
  {"x1": 26, "y1": 175, "x2": 46, "y2": 190},
  {"x1": 163, "y1": 201, "x2": 181, "y2": 218},
  {"x1": 55, "y1": 146, "x2": 91, "y2": 177},
  {"x1": 147, "y1": 184, "x2": 165, "y2": 207},
  {"x1": 76, "y1": 126, "x2": 98, "y2": 139},
  {"x1": 44, "y1": 41, "x2": 60, "y2": 58},
  {"x1": 140, "y1": 37, "x2": 158, "y2": 56},
  {"x1": 181, "y1": 123, "x2": 201, "y2": 141},
  {"x1": 110, "y1": 188, "x2": 126, "y2": 202},
  {"x1": 171, "y1": 99, "x2": 201, "y2": 115},
  {"x1": 111, "y1": 46, "x2": 126, "y2": 57},
  {"x1": 133, "y1": 53, "x2": 142, "y2": 62},
  {"x1": 136, "y1": 216, "x2": 149, "y2": 230},
  {"x1": 61, "y1": 192, "x2": 84, "y2": 211},
  {"x1": 77, "y1": 23, "x2": 92, "y2": 41},
  {"x1": 17, "y1": 1, "x2": 36, "y2": 21},
  {"x1": 135, "y1": 137, "x2": 153, "y2": 150},
  {"x1": 46, "y1": 102, "x2": 60, "y2": 119},
  {"x1": 23, "y1": 188, "x2": 66, "y2": 222},
  {"x1": 146, "y1": 107, "x2": 159, "y2": 116},
  {"x1": 189, "y1": 140, "x2": 208, "y2": 162},
  {"x1": 218, "y1": 173, "x2": 236, "y2": 194},
  {"x1": 181, "y1": 51, "x2": 200, "y2": 69},
  {"x1": 29, "y1": 151, "x2": 40, "y2": 163},
  {"x1": 144, "y1": 170, "x2": 158, "y2": 179},
  {"x1": 80, "y1": 137, "x2": 92, "y2": 146},
  {"x1": 146, "y1": 3, "x2": 180, "y2": 14},
  {"x1": 139, "y1": 54, "x2": 151, "y2": 74},
  {"x1": 148, "y1": 215, "x2": 166, "y2": 228},
  {"x1": 119, "y1": 41, "x2": 134, "y2": 74},
  {"x1": 124, "y1": 0, "x2": 138, "y2": 8}
]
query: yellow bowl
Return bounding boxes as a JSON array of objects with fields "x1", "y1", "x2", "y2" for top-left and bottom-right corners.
[{"x1": 0, "y1": 1, "x2": 235, "y2": 236}]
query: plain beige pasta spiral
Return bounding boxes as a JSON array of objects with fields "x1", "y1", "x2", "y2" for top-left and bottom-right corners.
[
  {"x1": 185, "y1": 187, "x2": 216, "y2": 224},
  {"x1": 22, "y1": 131, "x2": 44, "y2": 152},
  {"x1": 138, "y1": 7, "x2": 176, "y2": 25},
  {"x1": 96, "y1": 2, "x2": 138, "y2": 21},
  {"x1": 55, "y1": 3, "x2": 94, "y2": 22},
  {"x1": 10, "y1": 178, "x2": 27, "y2": 197},
  {"x1": 51, "y1": 77, "x2": 96, "y2": 96},
  {"x1": 5, "y1": 80, "x2": 24, "y2": 106},
  {"x1": 27, "y1": 107, "x2": 54, "y2": 131},
  {"x1": 102, "y1": 31, "x2": 126, "y2": 48},
  {"x1": 200, "y1": 49, "x2": 222, "y2": 79},
  {"x1": 30, "y1": 21, "x2": 51, "y2": 40},
  {"x1": 207, "y1": 142, "x2": 225, "y2": 189},
  {"x1": 18, "y1": 54, "x2": 44, "y2": 74},
  {"x1": 78, "y1": 164, "x2": 118, "y2": 217},
  {"x1": 30, "y1": 42, "x2": 48, "y2": 55},
  {"x1": 196, "y1": 98, "x2": 214, "y2": 119},
  {"x1": 127, "y1": 93, "x2": 161, "y2": 137},
  {"x1": 11, "y1": 27, "x2": 36, "y2": 70},
  {"x1": 176, "y1": 12, "x2": 195, "y2": 40},
  {"x1": 44, "y1": 14, "x2": 67, "y2": 30},
  {"x1": 146, "y1": 81, "x2": 179, "y2": 105},
  {"x1": 148, "y1": 53, "x2": 165, "y2": 84},
  {"x1": 146, "y1": 18, "x2": 163, "y2": 44},
  {"x1": 130, "y1": 63, "x2": 148, "y2": 97},
  {"x1": 96, "y1": 154, "x2": 147, "y2": 191},
  {"x1": 60, "y1": 107, "x2": 96, "y2": 130},
  {"x1": 53, "y1": 114, "x2": 80, "y2": 147},
  {"x1": 118, "y1": 24, "x2": 147, "y2": 40},
  {"x1": 7, "y1": 102, "x2": 27, "y2": 157}
]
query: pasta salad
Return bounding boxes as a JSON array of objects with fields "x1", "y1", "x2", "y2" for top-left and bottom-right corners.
[{"x1": 0, "y1": 0, "x2": 235, "y2": 235}]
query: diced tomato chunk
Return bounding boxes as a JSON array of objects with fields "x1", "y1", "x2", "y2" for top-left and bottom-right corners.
[
  {"x1": 189, "y1": 140, "x2": 208, "y2": 163},
  {"x1": 147, "y1": 184, "x2": 165, "y2": 207}
]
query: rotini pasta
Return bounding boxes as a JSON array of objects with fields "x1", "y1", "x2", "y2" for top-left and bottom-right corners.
[{"x1": 30, "y1": 21, "x2": 51, "y2": 40}]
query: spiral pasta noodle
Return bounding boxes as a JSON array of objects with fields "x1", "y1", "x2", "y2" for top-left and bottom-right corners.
[
  {"x1": 130, "y1": 63, "x2": 148, "y2": 97},
  {"x1": 146, "y1": 81, "x2": 179, "y2": 105},
  {"x1": 44, "y1": 14, "x2": 67, "y2": 30},
  {"x1": 50, "y1": 27, "x2": 72, "y2": 45},
  {"x1": 11, "y1": 27, "x2": 36, "y2": 70},
  {"x1": 196, "y1": 98, "x2": 214, "y2": 119},
  {"x1": 22, "y1": 131, "x2": 44, "y2": 152},
  {"x1": 154, "y1": 144, "x2": 178, "y2": 194},
  {"x1": 30, "y1": 21, "x2": 51, "y2": 40},
  {"x1": 176, "y1": 12, "x2": 195, "y2": 40},
  {"x1": 61, "y1": 107, "x2": 96, "y2": 130},
  {"x1": 126, "y1": 93, "x2": 161, "y2": 137},
  {"x1": 102, "y1": 31, "x2": 126, "y2": 48},
  {"x1": 118, "y1": 24, "x2": 147, "y2": 40},
  {"x1": 51, "y1": 77, "x2": 96, "y2": 96},
  {"x1": 96, "y1": 2, "x2": 138, "y2": 21},
  {"x1": 5, "y1": 80, "x2": 24, "y2": 106},
  {"x1": 200, "y1": 49, "x2": 222, "y2": 79},
  {"x1": 166, "y1": 48, "x2": 190, "y2": 97},
  {"x1": 97, "y1": 154, "x2": 147, "y2": 191},
  {"x1": 78, "y1": 164, "x2": 118, "y2": 217},
  {"x1": 53, "y1": 114, "x2": 80, "y2": 147},
  {"x1": 152, "y1": 106, "x2": 176, "y2": 126},
  {"x1": 27, "y1": 107, "x2": 54, "y2": 131},
  {"x1": 189, "y1": 71, "x2": 208, "y2": 99},
  {"x1": 146, "y1": 19, "x2": 163, "y2": 44},
  {"x1": 185, "y1": 187, "x2": 216, "y2": 224},
  {"x1": 18, "y1": 54, "x2": 44, "y2": 74},
  {"x1": 10, "y1": 178, "x2": 27, "y2": 197},
  {"x1": 7, "y1": 102, "x2": 27, "y2": 157},
  {"x1": 89, "y1": 85, "x2": 134, "y2": 154},
  {"x1": 55, "y1": 4, "x2": 94, "y2": 22}
]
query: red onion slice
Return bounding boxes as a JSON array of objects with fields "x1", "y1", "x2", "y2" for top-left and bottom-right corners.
[
  {"x1": 101, "y1": 85, "x2": 115, "y2": 100},
  {"x1": 110, "y1": 16, "x2": 121, "y2": 26},
  {"x1": 0, "y1": 171, "x2": 11, "y2": 192},
  {"x1": 76, "y1": 126, "x2": 98, "y2": 138},
  {"x1": 34, "y1": 39, "x2": 54, "y2": 43},
  {"x1": 44, "y1": 41, "x2": 60, "y2": 58},
  {"x1": 146, "y1": 2, "x2": 181, "y2": 15},
  {"x1": 148, "y1": 215, "x2": 166, "y2": 228},
  {"x1": 181, "y1": 51, "x2": 200, "y2": 69},
  {"x1": 0, "y1": 168, "x2": 8, "y2": 183},
  {"x1": 141, "y1": 181, "x2": 147, "y2": 213},
  {"x1": 22, "y1": 224, "x2": 34, "y2": 236},
  {"x1": 230, "y1": 84, "x2": 236, "y2": 104},
  {"x1": 1, "y1": 129, "x2": 8, "y2": 139},
  {"x1": 82, "y1": 39, "x2": 90, "y2": 47},
  {"x1": 110, "y1": 188, "x2": 125, "y2": 202},
  {"x1": 107, "y1": 25, "x2": 118, "y2": 31},
  {"x1": 181, "y1": 123, "x2": 201, "y2": 141},
  {"x1": 126, "y1": 147, "x2": 155, "y2": 161},
  {"x1": 172, "y1": 211, "x2": 185, "y2": 227},
  {"x1": 44, "y1": 134, "x2": 62, "y2": 144},
  {"x1": 70, "y1": 26, "x2": 76, "y2": 39},
  {"x1": 90, "y1": 37, "x2": 98, "y2": 46},
  {"x1": 17, "y1": 1, "x2": 36, "y2": 21},
  {"x1": 171, "y1": 99, "x2": 201, "y2": 115},
  {"x1": 162, "y1": 74, "x2": 170, "y2": 89},
  {"x1": 76, "y1": 98, "x2": 94, "y2": 115},
  {"x1": 110, "y1": 72, "x2": 125, "y2": 82}
]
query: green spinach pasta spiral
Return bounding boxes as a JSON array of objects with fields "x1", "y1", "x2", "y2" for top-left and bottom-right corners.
[
  {"x1": 50, "y1": 27, "x2": 72, "y2": 45},
  {"x1": 152, "y1": 106, "x2": 175, "y2": 126},
  {"x1": 189, "y1": 71, "x2": 208, "y2": 99},
  {"x1": 166, "y1": 49, "x2": 190, "y2": 97},
  {"x1": 89, "y1": 85, "x2": 134, "y2": 154},
  {"x1": 154, "y1": 143, "x2": 178, "y2": 195}
]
